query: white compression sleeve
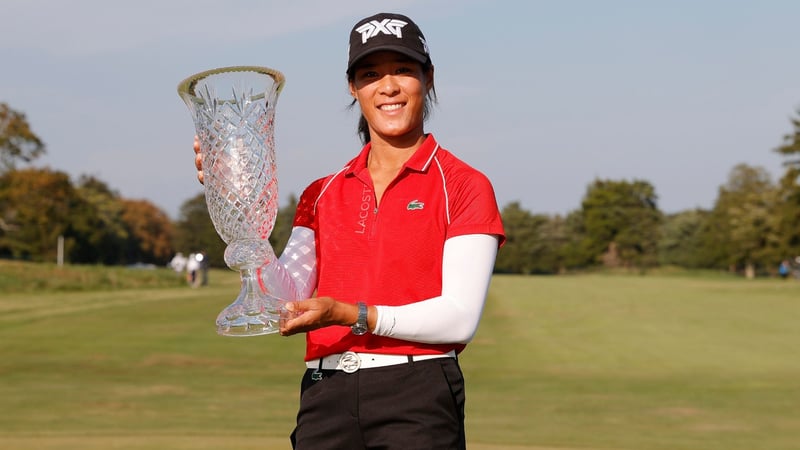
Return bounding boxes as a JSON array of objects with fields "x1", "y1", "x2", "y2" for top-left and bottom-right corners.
[
  {"x1": 258, "y1": 226, "x2": 318, "y2": 301},
  {"x1": 372, "y1": 234, "x2": 499, "y2": 344}
]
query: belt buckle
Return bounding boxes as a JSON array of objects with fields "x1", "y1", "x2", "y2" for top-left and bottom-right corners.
[{"x1": 339, "y1": 351, "x2": 361, "y2": 373}]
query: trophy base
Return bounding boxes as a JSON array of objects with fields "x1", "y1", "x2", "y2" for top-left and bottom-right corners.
[
  {"x1": 216, "y1": 314, "x2": 280, "y2": 337},
  {"x1": 215, "y1": 273, "x2": 283, "y2": 337}
]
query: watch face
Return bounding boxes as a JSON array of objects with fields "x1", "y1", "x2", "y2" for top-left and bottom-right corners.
[{"x1": 352, "y1": 324, "x2": 368, "y2": 336}]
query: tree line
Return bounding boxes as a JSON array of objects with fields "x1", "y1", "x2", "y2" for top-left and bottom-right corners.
[
  {"x1": 2, "y1": 102, "x2": 800, "y2": 277},
  {"x1": 496, "y1": 108, "x2": 800, "y2": 277}
]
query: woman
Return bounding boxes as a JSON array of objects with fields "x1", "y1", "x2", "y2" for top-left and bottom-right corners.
[{"x1": 195, "y1": 12, "x2": 504, "y2": 449}]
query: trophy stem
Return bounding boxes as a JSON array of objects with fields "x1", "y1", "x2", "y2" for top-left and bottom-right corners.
[{"x1": 216, "y1": 267, "x2": 281, "y2": 336}]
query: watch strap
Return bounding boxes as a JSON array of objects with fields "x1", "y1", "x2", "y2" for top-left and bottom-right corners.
[{"x1": 351, "y1": 301, "x2": 368, "y2": 335}]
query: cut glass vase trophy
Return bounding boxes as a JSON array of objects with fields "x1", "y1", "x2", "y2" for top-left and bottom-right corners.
[{"x1": 178, "y1": 66, "x2": 285, "y2": 336}]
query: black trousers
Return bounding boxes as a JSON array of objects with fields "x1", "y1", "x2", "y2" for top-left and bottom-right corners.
[{"x1": 290, "y1": 357, "x2": 466, "y2": 449}]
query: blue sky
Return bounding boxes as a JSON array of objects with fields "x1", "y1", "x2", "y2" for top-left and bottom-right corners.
[{"x1": 2, "y1": 0, "x2": 799, "y2": 219}]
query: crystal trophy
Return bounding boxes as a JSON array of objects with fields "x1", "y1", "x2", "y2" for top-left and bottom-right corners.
[{"x1": 178, "y1": 66, "x2": 285, "y2": 336}]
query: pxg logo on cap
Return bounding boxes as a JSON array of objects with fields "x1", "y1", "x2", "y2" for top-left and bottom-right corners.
[
  {"x1": 347, "y1": 13, "x2": 430, "y2": 73},
  {"x1": 355, "y1": 18, "x2": 409, "y2": 43}
]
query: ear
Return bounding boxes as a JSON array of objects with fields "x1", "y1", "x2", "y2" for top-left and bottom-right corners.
[
  {"x1": 348, "y1": 81, "x2": 357, "y2": 98},
  {"x1": 425, "y1": 65, "x2": 435, "y2": 92}
]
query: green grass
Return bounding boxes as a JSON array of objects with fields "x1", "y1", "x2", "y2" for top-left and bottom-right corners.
[
  {"x1": 0, "y1": 264, "x2": 798, "y2": 449},
  {"x1": 466, "y1": 275, "x2": 800, "y2": 449},
  {"x1": 0, "y1": 260, "x2": 186, "y2": 292}
]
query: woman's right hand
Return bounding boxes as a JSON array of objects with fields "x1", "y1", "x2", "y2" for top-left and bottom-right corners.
[{"x1": 193, "y1": 135, "x2": 204, "y2": 184}]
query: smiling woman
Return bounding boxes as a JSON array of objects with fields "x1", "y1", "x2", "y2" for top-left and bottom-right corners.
[{"x1": 191, "y1": 12, "x2": 505, "y2": 450}]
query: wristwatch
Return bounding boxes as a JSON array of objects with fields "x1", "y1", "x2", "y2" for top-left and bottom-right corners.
[{"x1": 351, "y1": 302, "x2": 368, "y2": 335}]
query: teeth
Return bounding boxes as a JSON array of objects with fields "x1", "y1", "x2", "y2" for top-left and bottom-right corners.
[{"x1": 380, "y1": 104, "x2": 402, "y2": 111}]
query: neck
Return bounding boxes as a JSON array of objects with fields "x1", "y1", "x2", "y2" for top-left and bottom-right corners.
[{"x1": 367, "y1": 133, "x2": 427, "y2": 170}]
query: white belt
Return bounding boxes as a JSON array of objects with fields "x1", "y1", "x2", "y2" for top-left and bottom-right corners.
[{"x1": 306, "y1": 350, "x2": 456, "y2": 374}]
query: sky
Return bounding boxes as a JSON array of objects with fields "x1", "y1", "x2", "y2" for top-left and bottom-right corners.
[{"x1": 1, "y1": 0, "x2": 799, "y2": 220}]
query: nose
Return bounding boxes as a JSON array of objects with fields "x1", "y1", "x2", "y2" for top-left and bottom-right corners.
[{"x1": 377, "y1": 74, "x2": 400, "y2": 96}]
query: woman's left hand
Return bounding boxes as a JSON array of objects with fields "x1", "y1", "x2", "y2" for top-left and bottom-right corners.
[{"x1": 279, "y1": 297, "x2": 354, "y2": 336}]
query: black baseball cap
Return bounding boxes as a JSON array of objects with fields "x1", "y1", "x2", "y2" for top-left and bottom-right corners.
[{"x1": 347, "y1": 13, "x2": 431, "y2": 74}]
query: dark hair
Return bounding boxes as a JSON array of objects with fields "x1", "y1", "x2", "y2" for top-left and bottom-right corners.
[{"x1": 347, "y1": 61, "x2": 437, "y2": 145}]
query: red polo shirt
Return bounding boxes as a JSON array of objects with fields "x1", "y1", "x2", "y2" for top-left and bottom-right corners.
[{"x1": 293, "y1": 134, "x2": 505, "y2": 360}]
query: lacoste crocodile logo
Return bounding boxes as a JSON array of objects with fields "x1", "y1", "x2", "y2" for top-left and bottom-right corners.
[{"x1": 407, "y1": 200, "x2": 425, "y2": 210}]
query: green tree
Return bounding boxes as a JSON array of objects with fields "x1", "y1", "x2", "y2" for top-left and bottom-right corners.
[
  {"x1": 0, "y1": 103, "x2": 45, "y2": 172},
  {"x1": 494, "y1": 202, "x2": 572, "y2": 274},
  {"x1": 173, "y1": 193, "x2": 225, "y2": 267},
  {"x1": 774, "y1": 106, "x2": 800, "y2": 167},
  {"x1": 658, "y1": 209, "x2": 712, "y2": 268},
  {"x1": 559, "y1": 209, "x2": 594, "y2": 270},
  {"x1": 70, "y1": 175, "x2": 128, "y2": 264},
  {"x1": 533, "y1": 214, "x2": 572, "y2": 274},
  {"x1": 0, "y1": 168, "x2": 76, "y2": 261},
  {"x1": 774, "y1": 167, "x2": 800, "y2": 261},
  {"x1": 690, "y1": 206, "x2": 735, "y2": 271},
  {"x1": 495, "y1": 202, "x2": 543, "y2": 274},
  {"x1": 773, "y1": 108, "x2": 800, "y2": 263},
  {"x1": 578, "y1": 179, "x2": 662, "y2": 268},
  {"x1": 710, "y1": 164, "x2": 779, "y2": 277}
]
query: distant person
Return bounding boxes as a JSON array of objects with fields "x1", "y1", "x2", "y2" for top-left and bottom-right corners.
[
  {"x1": 779, "y1": 259, "x2": 790, "y2": 279},
  {"x1": 193, "y1": 12, "x2": 504, "y2": 449},
  {"x1": 169, "y1": 252, "x2": 187, "y2": 274},
  {"x1": 186, "y1": 252, "x2": 201, "y2": 287},
  {"x1": 198, "y1": 251, "x2": 209, "y2": 286}
]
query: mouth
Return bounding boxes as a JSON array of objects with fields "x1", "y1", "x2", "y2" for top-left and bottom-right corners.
[{"x1": 378, "y1": 103, "x2": 404, "y2": 111}]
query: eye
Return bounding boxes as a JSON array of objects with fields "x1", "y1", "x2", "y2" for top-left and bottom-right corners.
[
  {"x1": 355, "y1": 70, "x2": 379, "y2": 82},
  {"x1": 396, "y1": 66, "x2": 414, "y2": 75}
]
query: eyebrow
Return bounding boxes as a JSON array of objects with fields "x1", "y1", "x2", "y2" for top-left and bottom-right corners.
[{"x1": 356, "y1": 55, "x2": 418, "y2": 70}]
